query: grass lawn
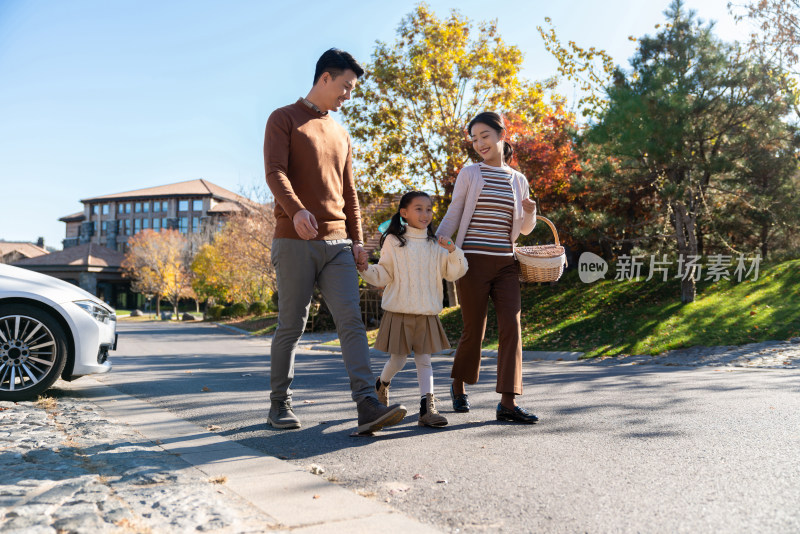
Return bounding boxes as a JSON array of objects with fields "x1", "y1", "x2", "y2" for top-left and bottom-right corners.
[
  {"x1": 439, "y1": 258, "x2": 800, "y2": 357},
  {"x1": 117, "y1": 310, "x2": 204, "y2": 322}
]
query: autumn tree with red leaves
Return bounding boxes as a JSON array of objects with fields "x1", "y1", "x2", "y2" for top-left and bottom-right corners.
[{"x1": 505, "y1": 108, "x2": 581, "y2": 214}]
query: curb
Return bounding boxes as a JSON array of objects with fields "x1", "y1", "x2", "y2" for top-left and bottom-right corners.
[
  {"x1": 213, "y1": 322, "x2": 253, "y2": 335},
  {"x1": 310, "y1": 344, "x2": 583, "y2": 361},
  {"x1": 71, "y1": 378, "x2": 442, "y2": 533}
]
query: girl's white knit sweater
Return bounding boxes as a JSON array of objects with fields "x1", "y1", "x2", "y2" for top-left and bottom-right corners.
[{"x1": 359, "y1": 226, "x2": 468, "y2": 315}]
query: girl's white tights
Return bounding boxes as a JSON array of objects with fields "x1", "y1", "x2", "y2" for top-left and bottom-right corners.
[{"x1": 379, "y1": 353, "x2": 433, "y2": 396}]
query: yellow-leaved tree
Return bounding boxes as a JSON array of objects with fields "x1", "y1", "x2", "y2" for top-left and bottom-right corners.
[
  {"x1": 343, "y1": 3, "x2": 552, "y2": 200},
  {"x1": 122, "y1": 229, "x2": 195, "y2": 316},
  {"x1": 192, "y1": 202, "x2": 276, "y2": 306}
]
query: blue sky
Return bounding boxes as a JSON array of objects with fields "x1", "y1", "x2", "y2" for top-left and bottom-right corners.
[{"x1": 0, "y1": 0, "x2": 749, "y2": 250}]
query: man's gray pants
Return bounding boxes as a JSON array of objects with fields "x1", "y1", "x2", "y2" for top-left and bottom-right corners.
[{"x1": 270, "y1": 238, "x2": 374, "y2": 403}]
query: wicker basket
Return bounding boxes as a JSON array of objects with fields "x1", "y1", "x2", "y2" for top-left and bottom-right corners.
[{"x1": 515, "y1": 216, "x2": 567, "y2": 283}]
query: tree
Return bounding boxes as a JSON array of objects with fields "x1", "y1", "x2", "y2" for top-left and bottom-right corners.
[
  {"x1": 192, "y1": 201, "x2": 276, "y2": 305},
  {"x1": 588, "y1": 0, "x2": 797, "y2": 302},
  {"x1": 505, "y1": 107, "x2": 582, "y2": 213},
  {"x1": 122, "y1": 229, "x2": 194, "y2": 316},
  {"x1": 343, "y1": 3, "x2": 550, "y2": 201},
  {"x1": 537, "y1": 17, "x2": 616, "y2": 119}
]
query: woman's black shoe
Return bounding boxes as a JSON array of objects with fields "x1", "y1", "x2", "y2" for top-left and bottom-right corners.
[
  {"x1": 450, "y1": 383, "x2": 470, "y2": 412},
  {"x1": 496, "y1": 403, "x2": 538, "y2": 424}
]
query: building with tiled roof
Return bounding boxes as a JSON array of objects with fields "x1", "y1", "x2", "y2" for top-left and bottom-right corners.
[
  {"x1": 59, "y1": 178, "x2": 254, "y2": 253},
  {"x1": 0, "y1": 239, "x2": 48, "y2": 264},
  {"x1": 13, "y1": 243, "x2": 127, "y2": 306}
]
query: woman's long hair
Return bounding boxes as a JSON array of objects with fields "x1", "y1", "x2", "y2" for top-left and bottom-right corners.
[
  {"x1": 380, "y1": 191, "x2": 437, "y2": 248},
  {"x1": 468, "y1": 111, "x2": 513, "y2": 163}
]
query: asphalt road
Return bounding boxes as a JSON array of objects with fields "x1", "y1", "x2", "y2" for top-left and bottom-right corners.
[{"x1": 95, "y1": 321, "x2": 800, "y2": 533}]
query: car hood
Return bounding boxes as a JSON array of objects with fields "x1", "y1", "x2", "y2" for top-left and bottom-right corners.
[{"x1": 0, "y1": 264, "x2": 113, "y2": 311}]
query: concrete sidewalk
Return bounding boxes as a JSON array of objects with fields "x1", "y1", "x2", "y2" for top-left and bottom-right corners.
[{"x1": 1, "y1": 379, "x2": 440, "y2": 534}]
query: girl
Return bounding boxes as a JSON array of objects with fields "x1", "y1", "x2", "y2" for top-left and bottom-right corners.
[
  {"x1": 358, "y1": 191, "x2": 468, "y2": 427},
  {"x1": 436, "y1": 111, "x2": 539, "y2": 424}
]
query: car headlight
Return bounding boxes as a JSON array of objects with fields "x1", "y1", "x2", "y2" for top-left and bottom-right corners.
[{"x1": 74, "y1": 300, "x2": 116, "y2": 324}]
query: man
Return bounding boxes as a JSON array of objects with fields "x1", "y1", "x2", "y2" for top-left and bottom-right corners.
[{"x1": 263, "y1": 48, "x2": 407, "y2": 434}]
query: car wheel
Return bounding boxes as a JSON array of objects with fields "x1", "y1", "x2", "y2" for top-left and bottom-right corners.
[{"x1": 0, "y1": 304, "x2": 68, "y2": 401}]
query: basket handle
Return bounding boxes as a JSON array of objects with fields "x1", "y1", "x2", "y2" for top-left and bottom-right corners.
[{"x1": 536, "y1": 215, "x2": 561, "y2": 246}]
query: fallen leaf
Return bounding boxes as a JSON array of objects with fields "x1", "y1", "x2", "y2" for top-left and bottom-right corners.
[
  {"x1": 310, "y1": 464, "x2": 325, "y2": 475},
  {"x1": 303, "y1": 400, "x2": 315, "y2": 404},
  {"x1": 313, "y1": 494, "x2": 320, "y2": 499},
  {"x1": 436, "y1": 480, "x2": 448, "y2": 484},
  {"x1": 185, "y1": 370, "x2": 192, "y2": 374},
  {"x1": 412, "y1": 474, "x2": 424, "y2": 480},
  {"x1": 207, "y1": 425, "x2": 220, "y2": 431},
  {"x1": 202, "y1": 386, "x2": 211, "y2": 392}
]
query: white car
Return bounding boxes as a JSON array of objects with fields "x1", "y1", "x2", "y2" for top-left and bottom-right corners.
[{"x1": 0, "y1": 264, "x2": 115, "y2": 401}]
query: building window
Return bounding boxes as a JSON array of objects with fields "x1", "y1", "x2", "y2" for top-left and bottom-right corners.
[
  {"x1": 161, "y1": 201, "x2": 168, "y2": 212},
  {"x1": 152, "y1": 218, "x2": 160, "y2": 231},
  {"x1": 152, "y1": 202, "x2": 160, "y2": 213},
  {"x1": 179, "y1": 217, "x2": 188, "y2": 233},
  {"x1": 192, "y1": 217, "x2": 200, "y2": 233},
  {"x1": 134, "y1": 202, "x2": 141, "y2": 213},
  {"x1": 142, "y1": 202, "x2": 149, "y2": 213},
  {"x1": 192, "y1": 199, "x2": 203, "y2": 212},
  {"x1": 124, "y1": 219, "x2": 131, "y2": 235},
  {"x1": 142, "y1": 218, "x2": 150, "y2": 230},
  {"x1": 91, "y1": 204, "x2": 98, "y2": 215},
  {"x1": 102, "y1": 204, "x2": 109, "y2": 215},
  {"x1": 101, "y1": 221, "x2": 108, "y2": 236},
  {"x1": 178, "y1": 200, "x2": 189, "y2": 212},
  {"x1": 125, "y1": 203, "x2": 132, "y2": 214},
  {"x1": 134, "y1": 219, "x2": 141, "y2": 234}
]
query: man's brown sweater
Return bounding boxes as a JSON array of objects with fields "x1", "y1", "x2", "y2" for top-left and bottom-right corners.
[{"x1": 263, "y1": 99, "x2": 362, "y2": 242}]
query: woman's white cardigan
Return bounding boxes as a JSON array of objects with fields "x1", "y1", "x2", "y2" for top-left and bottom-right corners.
[{"x1": 436, "y1": 162, "x2": 536, "y2": 247}]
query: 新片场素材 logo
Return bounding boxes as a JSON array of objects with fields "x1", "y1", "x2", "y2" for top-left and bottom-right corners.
[
  {"x1": 578, "y1": 252, "x2": 608, "y2": 283},
  {"x1": 577, "y1": 252, "x2": 762, "y2": 283}
]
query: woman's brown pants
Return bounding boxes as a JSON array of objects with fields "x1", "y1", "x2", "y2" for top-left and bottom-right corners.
[{"x1": 451, "y1": 253, "x2": 523, "y2": 395}]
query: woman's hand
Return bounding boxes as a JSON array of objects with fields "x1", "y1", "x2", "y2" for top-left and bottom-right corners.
[
  {"x1": 522, "y1": 198, "x2": 536, "y2": 214},
  {"x1": 438, "y1": 236, "x2": 456, "y2": 252}
]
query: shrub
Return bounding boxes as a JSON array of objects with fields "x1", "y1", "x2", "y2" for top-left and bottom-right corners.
[
  {"x1": 230, "y1": 302, "x2": 248, "y2": 318},
  {"x1": 249, "y1": 301, "x2": 268, "y2": 316},
  {"x1": 206, "y1": 305, "x2": 225, "y2": 320},
  {"x1": 220, "y1": 306, "x2": 234, "y2": 318}
]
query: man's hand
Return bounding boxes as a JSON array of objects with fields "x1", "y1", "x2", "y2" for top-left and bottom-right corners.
[
  {"x1": 353, "y1": 243, "x2": 368, "y2": 271},
  {"x1": 437, "y1": 236, "x2": 456, "y2": 253},
  {"x1": 293, "y1": 209, "x2": 318, "y2": 240},
  {"x1": 522, "y1": 198, "x2": 536, "y2": 214}
]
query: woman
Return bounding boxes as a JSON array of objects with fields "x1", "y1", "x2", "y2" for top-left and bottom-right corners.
[{"x1": 436, "y1": 111, "x2": 538, "y2": 423}]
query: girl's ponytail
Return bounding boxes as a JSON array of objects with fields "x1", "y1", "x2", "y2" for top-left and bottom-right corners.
[{"x1": 380, "y1": 211, "x2": 407, "y2": 248}]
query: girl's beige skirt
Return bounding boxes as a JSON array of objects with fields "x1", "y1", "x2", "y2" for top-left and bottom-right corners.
[{"x1": 374, "y1": 310, "x2": 451, "y2": 355}]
